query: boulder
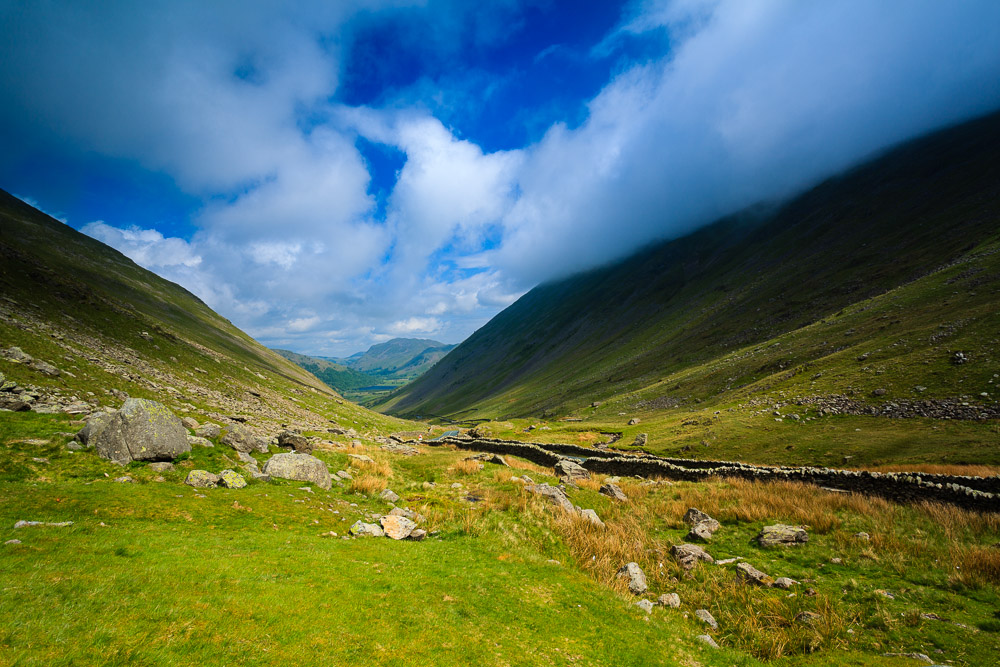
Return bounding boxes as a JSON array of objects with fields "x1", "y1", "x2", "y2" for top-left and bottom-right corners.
[
  {"x1": 686, "y1": 523, "x2": 715, "y2": 542},
  {"x1": 389, "y1": 507, "x2": 424, "y2": 522},
  {"x1": 180, "y1": 417, "x2": 199, "y2": 430},
  {"x1": 407, "y1": 529, "x2": 427, "y2": 541},
  {"x1": 696, "y1": 635, "x2": 719, "y2": 649},
  {"x1": 671, "y1": 543, "x2": 714, "y2": 571},
  {"x1": 658, "y1": 593, "x2": 681, "y2": 608},
  {"x1": 735, "y1": 562, "x2": 774, "y2": 586},
  {"x1": 633, "y1": 433, "x2": 648, "y2": 447},
  {"x1": 683, "y1": 508, "x2": 718, "y2": 530},
  {"x1": 187, "y1": 435, "x2": 213, "y2": 448},
  {"x1": 554, "y1": 458, "x2": 590, "y2": 483},
  {"x1": 628, "y1": 418, "x2": 640, "y2": 426},
  {"x1": 263, "y1": 452, "x2": 331, "y2": 490},
  {"x1": 617, "y1": 562, "x2": 648, "y2": 595},
  {"x1": 219, "y1": 469, "x2": 247, "y2": 489},
  {"x1": 755, "y1": 524, "x2": 809, "y2": 547},
  {"x1": 92, "y1": 399, "x2": 190, "y2": 465},
  {"x1": 148, "y1": 462, "x2": 174, "y2": 473},
  {"x1": 380, "y1": 488, "x2": 400, "y2": 503},
  {"x1": 580, "y1": 509, "x2": 605, "y2": 528},
  {"x1": 28, "y1": 359, "x2": 60, "y2": 376},
  {"x1": 3, "y1": 347, "x2": 32, "y2": 363},
  {"x1": 195, "y1": 423, "x2": 222, "y2": 440},
  {"x1": 526, "y1": 483, "x2": 575, "y2": 514},
  {"x1": 277, "y1": 430, "x2": 313, "y2": 454},
  {"x1": 186, "y1": 470, "x2": 220, "y2": 488},
  {"x1": 349, "y1": 521, "x2": 384, "y2": 537},
  {"x1": 380, "y1": 515, "x2": 416, "y2": 540},
  {"x1": 221, "y1": 425, "x2": 268, "y2": 454},
  {"x1": 76, "y1": 410, "x2": 116, "y2": 446},
  {"x1": 599, "y1": 483, "x2": 628, "y2": 502},
  {"x1": 772, "y1": 577, "x2": 798, "y2": 590}
]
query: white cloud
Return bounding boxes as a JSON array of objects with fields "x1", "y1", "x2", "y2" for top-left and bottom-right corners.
[
  {"x1": 82, "y1": 221, "x2": 202, "y2": 268},
  {"x1": 385, "y1": 317, "x2": 441, "y2": 335}
]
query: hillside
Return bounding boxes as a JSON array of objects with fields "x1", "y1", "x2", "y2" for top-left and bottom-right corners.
[
  {"x1": 0, "y1": 189, "x2": 415, "y2": 438},
  {"x1": 272, "y1": 348, "x2": 375, "y2": 397},
  {"x1": 377, "y1": 111, "x2": 1000, "y2": 434}
]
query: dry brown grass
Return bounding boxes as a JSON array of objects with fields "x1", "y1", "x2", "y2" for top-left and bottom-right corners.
[
  {"x1": 450, "y1": 458, "x2": 483, "y2": 475},
  {"x1": 504, "y1": 457, "x2": 550, "y2": 476},
  {"x1": 348, "y1": 474, "x2": 387, "y2": 496},
  {"x1": 949, "y1": 543, "x2": 1000, "y2": 588},
  {"x1": 353, "y1": 456, "x2": 393, "y2": 478}
]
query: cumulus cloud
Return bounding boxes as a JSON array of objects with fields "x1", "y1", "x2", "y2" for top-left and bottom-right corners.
[{"x1": 7, "y1": 1, "x2": 1000, "y2": 356}]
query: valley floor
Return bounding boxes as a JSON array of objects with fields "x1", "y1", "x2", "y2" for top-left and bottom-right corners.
[{"x1": 2, "y1": 412, "x2": 999, "y2": 666}]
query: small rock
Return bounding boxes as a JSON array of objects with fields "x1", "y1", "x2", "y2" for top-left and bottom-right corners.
[
  {"x1": 794, "y1": 611, "x2": 822, "y2": 625},
  {"x1": 194, "y1": 423, "x2": 222, "y2": 440},
  {"x1": 616, "y1": 562, "x2": 648, "y2": 595},
  {"x1": 632, "y1": 433, "x2": 648, "y2": 447},
  {"x1": 380, "y1": 515, "x2": 416, "y2": 540},
  {"x1": 695, "y1": 634, "x2": 719, "y2": 649},
  {"x1": 628, "y1": 418, "x2": 640, "y2": 425},
  {"x1": 671, "y1": 543, "x2": 714, "y2": 570},
  {"x1": 636, "y1": 599, "x2": 654, "y2": 614},
  {"x1": 149, "y1": 462, "x2": 174, "y2": 473},
  {"x1": 686, "y1": 523, "x2": 715, "y2": 542},
  {"x1": 185, "y1": 470, "x2": 221, "y2": 488},
  {"x1": 5, "y1": 539, "x2": 21, "y2": 545},
  {"x1": 658, "y1": 593, "x2": 681, "y2": 608},
  {"x1": 854, "y1": 532, "x2": 870, "y2": 541},
  {"x1": 380, "y1": 488, "x2": 401, "y2": 503},
  {"x1": 180, "y1": 417, "x2": 199, "y2": 430},
  {"x1": 771, "y1": 577, "x2": 798, "y2": 589},
  {"x1": 14, "y1": 520, "x2": 73, "y2": 528},
  {"x1": 407, "y1": 529, "x2": 427, "y2": 541},
  {"x1": 695, "y1": 609, "x2": 718, "y2": 629},
  {"x1": 114, "y1": 476, "x2": 133, "y2": 483},
  {"x1": 526, "y1": 483, "x2": 575, "y2": 514},
  {"x1": 580, "y1": 509, "x2": 605, "y2": 528},
  {"x1": 599, "y1": 483, "x2": 628, "y2": 502},
  {"x1": 882, "y1": 653, "x2": 934, "y2": 665},
  {"x1": 349, "y1": 521, "x2": 384, "y2": 537},
  {"x1": 218, "y1": 469, "x2": 247, "y2": 489},
  {"x1": 755, "y1": 524, "x2": 809, "y2": 547},
  {"x1": 187, "y1": 435, "x2": 213, "y2": 448},
  {"x1": 735, "y1": 561, "x2": 774, "y2": 586}
]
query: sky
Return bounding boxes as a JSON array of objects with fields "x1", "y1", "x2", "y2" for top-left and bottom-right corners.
[{"x1": 2, "y1": 1, "x2": 1000, "y2": 357}]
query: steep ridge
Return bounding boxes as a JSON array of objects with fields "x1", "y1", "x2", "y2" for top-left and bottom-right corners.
[
  {"x1": 379, "y1": 111, "x2": 1000, "y2": 419},
  {"x1": 0, "y1": 190, "x2": 413, "y2": 436}
]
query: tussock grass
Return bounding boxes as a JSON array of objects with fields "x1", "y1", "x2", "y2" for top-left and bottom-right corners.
[
  {"x1": 353, "y1": 455, "x2": 393, "y2": 478},
  {"x1": 449, "y1": 458, "x2": 483, "y2": 475},
  {"x1": 348, "y1": 474, "x2": 387, "y2": 495}
]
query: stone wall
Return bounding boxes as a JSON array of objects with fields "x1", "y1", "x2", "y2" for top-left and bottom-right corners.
[{"x1": 431, "y1": 436, "x2": 999, "y2": 513}]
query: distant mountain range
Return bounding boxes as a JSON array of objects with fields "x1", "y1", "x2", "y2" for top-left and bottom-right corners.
[
  {"x1": 376, "y1": 110, "x2": 1000, "y2": 421},
  {"x1": 274, "y1": 338, "x2": 455, "y2": 403}
]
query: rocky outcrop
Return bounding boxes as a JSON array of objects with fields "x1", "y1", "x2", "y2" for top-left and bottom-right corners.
[
  {"x1": 221, "y1": 424, "x2": 268, "y2": 454},
  {"x1": 756, "y1": 524, "x2": 809, "y2": 547},
  {"x1": 92, "y1": 399, "x2": 190, "y2": 465},
  {"x1": 186, "y1": 470, "x2": 221, "y2": 487},
  {"x1": 262, "y1": 452, "x2": 331, "y2": 489},
  {"x1": 277, "y1": 430, "x2": 312, "y2": 454},
  {"x1": 554, "y1": 458, "x2": 590, "y2": 484}
]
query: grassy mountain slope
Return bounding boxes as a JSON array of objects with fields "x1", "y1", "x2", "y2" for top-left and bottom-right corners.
[
  {"x1": 272, "y1": 348, "x2": 375, "y2": 394},
  {"x1": 336, "y1": 337, "x2": 456, "y2": 378},
  {"x1": 377, "y1": 111, "x2": 1000, "y2": 428},
  {"x1": 0, "y1": 189, "x2": 414, "y2": 436}
]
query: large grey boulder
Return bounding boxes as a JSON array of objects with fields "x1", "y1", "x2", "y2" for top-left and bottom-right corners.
[
  {"x1": 185, "y1": 470, "x2": 220, "y2": 488},
  {"x1": 221, "y1": 424, "x2": 268, "y2": 454},
  {"x1": 380, "y1": 515, "x2": 416, "y2": 540},
  {"x1": 617, "y1": 562, "x2": 648, "y2": 595},
  {"x1": 263, "y1": 452, "x2": 331, "y2": 490},
  {"x1": 195, "y1": 423, "x2": 222, "y2": 440},
  {"x1": 76, "y1": 410, "x2": 117, "y2": 446},
  {"x1": 350, "y1": 521, "x2": 384, "y2": 537},
  {"x1": 92, "y1": 399, "x2": 190, "y2": 465},
  {"x1": 277, "y1": 430, "x2": 313, "y2": 454}
]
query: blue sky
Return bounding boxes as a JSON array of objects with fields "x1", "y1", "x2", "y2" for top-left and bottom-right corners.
[{"x1": 2, "y1": 1, "x2": 1000, "y2": 356}]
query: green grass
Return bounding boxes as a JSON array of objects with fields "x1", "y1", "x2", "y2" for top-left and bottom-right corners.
[{"x1": 2, "y1": 412, "x2": 998, "y2": 665}]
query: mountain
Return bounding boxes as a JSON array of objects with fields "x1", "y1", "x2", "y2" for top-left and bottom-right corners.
[
  {"x1": 0, "y1": 188, "x2": 414, "y2": 436},
  {"x1": 376, "y1": 111, "x2": 1000, "y2": 421},
  {"x1": 333, "y1": 338, "x2": 456, "y2": 378},
  {"x1": 272, "y1": 348, "x2": 375, "y2": 395}
]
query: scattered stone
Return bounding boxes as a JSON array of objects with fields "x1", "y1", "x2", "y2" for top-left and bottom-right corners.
[
  {"x1": 380, "y1": 488, "x2": 401, "y2": 503},
  {"x1": 185, "y1": 470, "x2": 220, "y2": 488},
  {"x1": 336, "y1": 470, "x2": 352, "y2": 480},
  {"x1": 5, "y1": 539, "x2": 21, "y2": 545},
  {"x1": 695, "y1": 609, "x2": 718, "y2": 629},
  {"x1": 14, "y1": 520, "x2": 73, "y2": 528},
  {"x1": 772, "y1": 577, "x2": 798, "y2": 589},
  {"x1": 658, "y1": 593, "x2": 681, "y2": 608},
  {"x1": 580, "y1": 509, "x2": 605, "y2": 528},
  {"x1": 381, "y1": 442, "x2": 420, "y2": 456},
  {"x1": 735, "y1": 561, "x2": 774, "y2": 586},
  {"x1": 671, "y1": 543, "x2": 714, "y2": 570},
  {"x1": 180, "y1": 417, "x2": 199, "y2": 430},
  {"x1": 263, "y1": 452, "x2": 332, "y2": 490},
  {"x1": 221, "y1": 424, "x2": 269, "y2": 454},
  {"x1": 617, "y1": 562, "x2": 648, "y2": 595},
  {"x1": 795, "y1": 611, "x2": 822, "y2": 625},
  {"x1": 149, "y1": 462, "x2": 174, "y2": 473},
  {"x1": 219, "y1": 469, "x2": 247, "y2": 489},
  {"x1": 3, "y1": 347, "x2": 32, "y2": 363},
  {"x1": 695, "y1": 635, "x2": 719, "y2": 649},
  {"x1": 599, "y1": 483, "x2": 628, "y2": 502},
  {"x1": 195, "y1": 423, "x2": 222, "y2": 440},
  {"x1": 407, "y1": 529, "x2": 427, "y2": 541},
  {"x1": 348, "y1": 454, "x2": 375, "y2": 464},
  {"x1": 466, "y1": 452, "x2": 508, "y2": 466},
  {"x1": 755, "y1": 524, "x2": 809, "y2": 547},
  {"x1": 187, "y1": 435, "x2": 213, "y2": 448},
  {"x1": 883, "y1": 654, "x2": 934, "y2": 665},
  {"x1": 830, "y1": 557, "x2": 843, "y2": 565},
  {"x1": 380, "y1": 515, "x2": 416, "y2": 540},
  {"x1": 526, "y1": 483, "x2": 575, "y2": 514},
  {"x1": 854, "y1": 532, "x2": 870, "y2": 541},
  {"x1": 555, "y1": 458, "x2": 590, "y2": 484},
  {"x1": 277, "y1": 430, "x2": 313, "y2": 454},
  {"x1": 114, "y1": 476, "x2": 134, "y2": 483},
  {"x1": 687, "y1": 523, "x2": 715, "y2": 542},
  {"x1": 633, "y1": 433, "x2": 648, "y2": 447},
  {"x1": 628, "y1": 418, "x2": 640, "y2": 425},
  {"x1": 349, "y1": 521, "x2": 384, "y2": 537},
  {"x1": 636, "y1": 599, "x2": 654, "y2": 614}
]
